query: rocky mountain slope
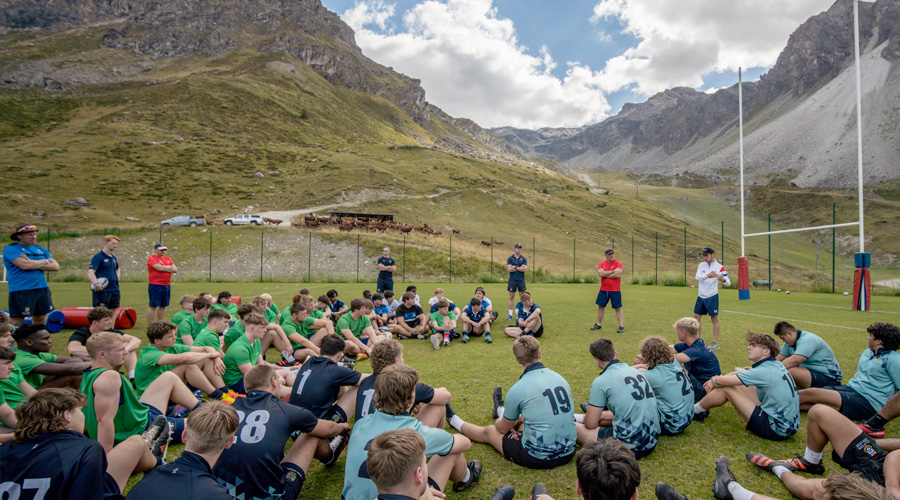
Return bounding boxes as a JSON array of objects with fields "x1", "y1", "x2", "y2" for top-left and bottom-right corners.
[{"x1": 491, "y1": 0, "x2": 900, "y2": 188}]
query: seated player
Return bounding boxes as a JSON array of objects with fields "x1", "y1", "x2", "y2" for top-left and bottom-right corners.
[
  {"x1": 288, "y1": 334, "x2": 368, "y2": 465},
  {"x1": 0, "y1": 388, "x2": 166, "y2": 500},
  {"x1": 384, "y1": 290, "x2": 401, "y2": 316},
  {"x1": 504, "y1": 292, "x2": 543, "y2": 338},
  {"x1": 428, "y1": 288, "x2": 462, "y2": 317},
  {"x1": 371, "y1": 293, "x2": 391, "y2": 328},
  {"x1": 83, "y1": 331, "x2": 201, "y2": 452},
  {"x1": 859, "y1": 390, "x2": 900, "y2": 438},
  {"x1": 343, "y1": 364, "x2": 479, "y2": 499},
  {"x1": 126, "y1": 401, "x2": 240, "y2": 500},
  {"x1": 67, "y1": 306, "x2": 142, "y2": 380},
  {"x1": 314, "y1": 294, "x2": 334, "y2": 322},
  {"x1": 213, "y1": 365, "x2": 350, "y2": 500},
  {"x1": 326, "y1": 289, "x2": 349, "y2": 322},
  {"x1": 223, "y1": 303, "x2": 256, "y2": 350},
  {"x1": 0, "y1": 327, "x2": 36, "y2": 411},
  {"x1": 799, "y1": 322, "x2": 900, "y2": 422},
  {"x1": 366, "y1": 429, "x2": 432, "y2": 500},
  {"x1": 199, "y1": 291, "x2": 216, "y2": 307},
  {"x1": 694, "y1": 332, "x2": 800, "y2": 441},
  {"x1": 461, "y1": 296, "x2": 492, "y2": 344},
  {"x1": 474, "y1": 286, "x2": 497, "y2": 319},
  {"x1": 177, "y1": 296, "x2": 210, "y2": 346},
  {"x1": 259, "y1": 293, "x2": 281, "y2": 324},
  {"x1": 633, "y1": 336, "x2": 693, "y2": 436},
  {"x1": 136, "y1": 321, "x2": 228, "y2": 399},
  {"x1": 357, "y1": 339, "x2": 452, "y2": 428},
  {"x1": 388, "y1": 291, "x2": 429, "y2": 339},
  {"x1": 429, "y1": 298, "x2": 458, "y2": 350},
  {"x1": 209, "y1": 291, "x2": 239, "y2": 317},
  {"x1": 336, "y1": 298, "x2": 381, "y2": 355},
  {"x1": 193, "y1": 309, "x2": 231, "y2": 354},
  {"x1": 280, "y1": 293, "x2": 305, "y2": 326},
  {"x1": 250, "y1": 296, "x2": 300, "y2": 366},
  {"x1": 745, "y1": 403, "x2": 900, "y2": 500},
  {"x1": 222, "y1": 313, "x2": 296, "y2": 396},
  {"x1": 0, "y1": 346, "x2": 20, "y2": 440},
  {"x1": 280, "y1": 302, "x2": 328, "y2": 359},
  {"x1": 774, "y1": 321, "x2": 842, "y2": 389},
  {"x1": 406, "y1": 285, "x2": 421, "y2": 306},
  {"x1": 670, "y1": 317, "x2": 721, "y2": 401},
  {"x1": 576, "y1": 338, "x2": 660, "y2": 459},
  {"x1": 171, "y1": 294, "x2": 195, "y2": 326},
  {"x1": 448, "y1": 336, "x2": 576, "y2": 469},
  {"x1": 12, "y1": 323, "x2": 91, "y2": 389}
]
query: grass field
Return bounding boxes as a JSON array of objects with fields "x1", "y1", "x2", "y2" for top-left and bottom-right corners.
[{"x1": 3, "y1": 281, "x2": 899, "y2": 499}]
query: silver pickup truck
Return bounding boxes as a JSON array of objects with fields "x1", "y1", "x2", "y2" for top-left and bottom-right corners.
[{"x1": 160, "y1": 215, "x2": 207, "y2": 227}]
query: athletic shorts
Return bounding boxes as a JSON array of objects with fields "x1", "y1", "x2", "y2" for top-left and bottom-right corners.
[
  {"x1": 281, "y1": 462, "x2": 307, "y2": 499},
  {"x1": 144, "y1": 403, "x2": 185, "y2": 444},
  {"x1": 693, "y1": 295, "x2": 719, "y2": 316},
  {"x1": 376, "y1": 278, "x2": 393, "y2": 294},
  {"x1": 93, "y1": 289, "x2": 121, "y2": 309},
  {"x1": 745, "y1": 405, "x2": 793, "y2": 441},
  {"x1": 596, "y1": 291, "x2": 623, "y2": 309},
  {"x1": 832, "y1": 433, "x2": 887, "y2": 486},
  {"x1": 825, "y1": 385, "x2": 878, "y2": 421},
  {"x1": 103, "y1": 471, "x2": 124, "y2": 500},
  {"x1": 688, "y1": 373, "x2": 707, "y2": 402},
  {"x1": 228, "y1": 378, "x2": 246, "y2": 394},
  {"x1": 501, "y1": 431, "x2": 574, "y2": 469},
  {"x1": 807, "y1": 370, "x2": 842, "y2": 389},
  {"x1": 8, "y1": 288, "x2": 54, "y2": 318},
  {"x1": 148, "y1": 284, "x2": 171, "y2": 308},
  {"x1": 595, "y1": 427, "x2": 656, "y2": 459},
  {"x1": 524, "y1": 324, "x2": 544, "y2": 338},
  {"x1": 323, "y1": 404, "x2": 348, "y2": 424},
  {"x1": 507, "y1": 278, "x2": 526, "y2": 293}
]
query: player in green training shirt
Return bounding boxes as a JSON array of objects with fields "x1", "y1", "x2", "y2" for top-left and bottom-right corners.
[
  {"x1": 336, "y1": 298, "x2": 383, "y2": 356},
  {"x1": 0, "y1": 325, "x2": 35, "y2": 410},
  {"x1": 194, "y1": 309, "x2": 231, "y2": 352},
  {"x1": 177, "y1": 297, "x2": 210, "y2": 346},
  {"x1": 428, "y1": 298, "x2": 458, "y2": 349},
  {"x1": 136, "y1": 321, "x2": 229, "y2": 400},
  {"x1": 11, "y1": 324, "x2": 91, "y2": 389},
  {"x1": 0, "y1": 346, "x2": 19, "y2": 439},
  {"x1": 223, "y1": 313, "x2": 295, "y2": 396},
  {"x1": 250, "y1": 296, "x2": 300, "y2": 366},
  {"x1": 280, "y1": 302, "x2": 329, "y2": 360},
  {"x1": 170, "y1": 294, "x2": 195, "y2": 326},
  {"x1": 209, "y1": 291, "x2": 239, "y2": 317}
]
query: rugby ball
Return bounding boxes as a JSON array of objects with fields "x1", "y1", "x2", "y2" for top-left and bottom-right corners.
[
  {"x1": 91, "y1": 277, "x2": 109, "y2": 291},
  {"x1": 843, "y1": 292, "x2": 850, "y2": 296},
  {"x1": 785, "y1": 291, "x2": 791, "y2": 295}
]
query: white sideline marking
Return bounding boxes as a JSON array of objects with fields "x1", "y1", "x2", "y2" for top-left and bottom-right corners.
[
  {"x1": 722, "y1": 310, "x2": 866, "y2": 331},
  {"x1": 748, "y1": 299, "x2": 899, "y2": 315}
]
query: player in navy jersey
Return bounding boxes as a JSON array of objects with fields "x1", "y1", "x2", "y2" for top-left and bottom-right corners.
[
  {"x1": 694, "y1": 332, "x2": 799, "y2": 441},
  {"x1": 214, "y1": 365, "x2": 350, "y2": 500},
  {"x1": 670, "y1": 317, "x2": 721, "y2": 401},
  {"x1": 576, "y1": 338, "x2": 660, "y2": 459},
  {"x1": 448, "y1": 336, "x2": 576, "y2": 469},
  {"x1": 289, "y1": 333, "x2": 368, "y2": 465},
  {"x1": 388, "y1": 291, "x2": 429, "y2": 339},
  {"x1": 357, "y1": 339, "x2": 451, "y2": 428},
  {"x1": 461, "y1": 297, "x2": 492, "y2": 344},
  {"x1": 127, "y1": 401, "x2": 239, "y2": 500},
  {"x1": 0, "y1": 388, "x2": 162, "y2": 500},
  {"x1": 504, "y1": 292, "x2": 543, "y2": 338},
  {"x1": 326, "y1": 289, "x2": 349, "y2": 322}
]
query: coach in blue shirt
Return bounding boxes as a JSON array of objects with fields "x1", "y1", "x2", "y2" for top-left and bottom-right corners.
[{"x1": 2, "y1": 224, "x2": 59, "y2": 326}]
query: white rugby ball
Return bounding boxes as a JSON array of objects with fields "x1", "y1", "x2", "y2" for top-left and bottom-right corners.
[
  {"x1": 91, "y1": 277, "x2": 109, "y2": 290},
  {"x1": 843, "y1": 292, "x2": 850, "y2": 296},
  {"x1": 785, "y1": 290, "x2": 791, "y2": 295}
]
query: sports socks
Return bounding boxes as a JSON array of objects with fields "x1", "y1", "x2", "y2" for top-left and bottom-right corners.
[
  {"x1": 727, "y1": 482, "x2": 754, "y2": 500},
  {"x1": 281, "y1": 351, "x2": 296, "y2": 363},
  {"x1": 574, "y1": 414, "x2": 585, "y2": 423},
  {"x1": 866, "y1": 414, "x2": 889, "y2": 429},
  {"x1": 496, "y1": 406, "x2": 504, "y2": 419},
  {"x1": 508, "y1": 309, "x2": 513, "y2": 316},
  {"x1": 693, "y1": 402, "x2": 706, "y2": 414},
  {"x1": 803, "y1": 447, "x2": 823, "y2": 464},
  {"x1": 771, "y1": 465, "x2": 790, "y2": 479},
  {"x1": 449, "y1": 414, "x2": 465, "y2": 432},
  {"x1": 460, "y1": 468, "x2": 471, "y2": 483},
  {"x1": 128, "y1": 370, "x2": 135, "y2": 379}
]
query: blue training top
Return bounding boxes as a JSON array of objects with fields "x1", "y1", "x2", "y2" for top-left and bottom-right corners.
[
  {"x1": 674, "y1": 338, "x2": 721, "y2": 384},
  {"x1": 641, "y1": 360, "x2": 693, "y2": 434},
  {"x1": 507, "y1": 254, "x2": 527, "y2": 281},
  {"x1": 736, "y1": 356, "x2": 800, "y2": 437},
  {"x1": 88, "y1": 250, "x2": 119, "y2": 291},
  {"x1": 847, "y1": 348, "x2": 900, "y2": 412},
  {"x1": 3, "y1": 243, "x2": 51, "y2": 292},
  {"x1": 504, "y1": 362, "x2": 576, "y2": 460},
  {"x1": 779, "y1": 330, "x2": 842, "y2": 383},
  {"x1": 589, "y1": 360, "x2": 661, "y2": 454}
]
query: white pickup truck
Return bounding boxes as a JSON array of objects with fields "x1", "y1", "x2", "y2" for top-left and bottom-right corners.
[{"x1": 223, "y1": 214, "x2": 263, "y2": 226}]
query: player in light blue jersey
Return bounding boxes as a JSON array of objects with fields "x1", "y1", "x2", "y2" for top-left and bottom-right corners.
[
  {"x1": 695, "y1": 332, "x2": 799, "y2": 441},
  {"x1": 800, "y1": 323, "x2": 900, "y2": 422},
  {"x1": 448, "y1": 336, "x2": 576, "y2": 469},
  {"x1": 576, "y1": 338, "x2": 660, "y2": 459},
  {"x1": 342, "y1": 364, "x2": 479, "y2": 500},
  {"x1": 634, "y1": 336, "x2": 693, "y2": 436},
  {"x1": 774, "y1": 321, "x2": 842, "y2": 389}
]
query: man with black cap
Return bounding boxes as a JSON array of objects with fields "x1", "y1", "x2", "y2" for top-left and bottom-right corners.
[
  {"x1": 3, "y1": 224, "x2": 59, "y2": 326},
  {"x1": 147, "y1": 243, "x2": 178, "y2": 324},
  {"x1": 506, "y1": 243, "x2": 528, "y2": 320},
  {"x1": 694, "y1": 247, "x2": 730, "y2": 350},
  {"x1": 591, "y1": 248, "x2": 624, "y2": 333}
]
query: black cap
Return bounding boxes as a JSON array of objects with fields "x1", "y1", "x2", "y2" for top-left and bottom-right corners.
[
  {"x1": 604, "y1": 248, "x2": 614, "y2": 255},
  {"x1": 700, "y1": 247, "x2": 715, "y2": 255},
  {"x1": 514, "y1": 243, "x2": 522, "y2": 248}
]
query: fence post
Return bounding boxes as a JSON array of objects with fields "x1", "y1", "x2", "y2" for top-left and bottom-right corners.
[
  {"x1": 490, "y1": 235, "x2": 493, "y2": 283},
  {"x1": 631, "y1": 235, "x2": 634, "y2": 278},
  {"x1": 768, "y1": 214, "x2": 772, "y2": 291},
  {"x1": 832, "y1": 203, "x2": 836, "y2": 293},
  {"x1": 307, "y1": 233, "x2": 311, "y2": 283},
  {"x1": 159, "y1": 227, "x2": 162, "y2": 244},
  {"x1": 573, "y1": 237, "x2": 576, "y2": 283},
  {"x1": 260, "y1": 230, "x2": 264, "y2": 283},
  {"x1": 356, "y1": 234, "x2": 360, "y2": 284},
  {"x1": 721, "y1": 221, "x2": 724, "y2": 267},
  {"x1": 46, "y1": 229, "x2": 51, "y2": 282},
  {"x1": 208, "y1": 229, "x2": 212, "y2": 283},
  {"x1": 683, "y1": 226, "x2": 687, "y2": 287},
  {"x1": 655, "y1": 232, "x2": 658, "y2": 286},
  {"x1": 449, "y1": 234, "x2": 452, "y2": 283},
  {"x1": 532, "y1": 237, "x2": 535, "y2": 284},
  {"x1": 402, "y1": 233, "x2": 406, "y2": 283}
]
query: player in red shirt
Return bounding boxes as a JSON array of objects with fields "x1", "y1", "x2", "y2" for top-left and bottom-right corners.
[
  {"x1": 591, "y1": 249, "x2": 624, "y2": 333},
  {"x1": 147, "y1": 243, "x2": 178, "y2": 324}
]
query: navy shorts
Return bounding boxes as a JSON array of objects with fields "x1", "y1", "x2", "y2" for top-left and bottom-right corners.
[
  {"x1": 501, "y1": 431, "x2": 574, "y2": 469},
  {"x1": 93, "y1": 289, "x2": 121, "y2": 309},
  {"x1": 825, "y1": 385, "x2": 877, "y2": 421},
  {"x1": 281, "y1": 462, "x2": 307, "y2": 499},
  {"x1": 144, "y1": 403, "x2": 185, "y2": 444},
  {"x1": 693, "y1": 295, "x2": 720, "y2": 316},
  {"x1": 524, "y1": 324, "x2": 544, "y2": 338},
  {"x1": 807, "y1": 370, "x2": 842, "y2": 389},
  {"x1": 507, "y1": 278, "x2": 526, "y2": 293},
  {"x1": 228, "y1": 378, "x2": 247, "y2": 394},
  {"x1": 745, "y1": 405, "x2": 793, "y2": 441},
  {"x1": 103, "y1": 471, "x2": 124, "y2": 500},
  {"x1": 595, "y1": 428, "x2": 655, "y2": 459},
  {"x1": 596, "y1": 291, "x2": 623, "y2": 308},
  {"x1": 376, "y1": 278, "x2": 393, "y2": 294},
  {"x1": 689, "y1": 373, "x2": 707, "y2": 402},
  {"x1": 148, "y1": 284, "x2": 171, "y2": 308},
  {"x1": 834, "y1": 433, "x2": 887, "y2": 486},
  {"x1": 8, "y1": 288, "x2": 54, "y2": 318}
]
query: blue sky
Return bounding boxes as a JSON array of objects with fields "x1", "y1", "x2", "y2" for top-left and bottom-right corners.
[{"x1": 320, "y1": 0, "x2": 837, "y2": 129}]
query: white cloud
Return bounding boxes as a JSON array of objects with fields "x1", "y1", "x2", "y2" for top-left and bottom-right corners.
[
  {"x1": 589, "y1": 0, "x2": 835, "y2": 95},
  {"x1": 342, "y1": 0, "x2": 610, "y2": 128},
  {"x1": 342, "y1": 0, "x2": 396, "y2": 31}
]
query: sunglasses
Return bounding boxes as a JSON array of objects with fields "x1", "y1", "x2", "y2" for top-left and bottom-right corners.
[{"x1": 17, "y1": 226, "x2": 38, "y2": 232}]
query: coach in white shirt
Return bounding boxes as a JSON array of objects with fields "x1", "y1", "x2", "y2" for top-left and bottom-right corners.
[{"x1": 694, "y1": 247, "x2": 730, "y2": 350}]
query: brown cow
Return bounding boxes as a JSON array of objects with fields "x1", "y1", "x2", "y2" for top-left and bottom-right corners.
[
  {"x1": 481, "y1": 240, "x2": 492, "y2": 246},
  {"x1": 290, "y1": 221, "x2": 303, "y2": 227},
  {"x1": 494, "y1": 240, "x2": 504, "y2": 246},
  {"x1": 305, "y1": 219, "x2": 319, "y2": 228},
  {"x1": 209, "y1": 220, "x2": 225, "y2": 226},
  {"x1": 401, "y1": 226, "x2": 413, "y2": 234},
  {"x1": 433, "y1": 231, "x2": 442, "y2": 236},
  {"x1": 339, "y1": 224, "x2": 353, "y2": 232},
  {"x1": 452, "y1": 229, "x2": 461, "y2": 235}
]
